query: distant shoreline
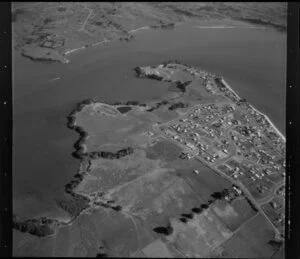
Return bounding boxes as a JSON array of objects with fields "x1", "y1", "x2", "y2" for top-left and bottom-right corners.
[
  {"x1": 64, "y1": 38, "x2": 110, "y2": 56},
  {"x1": 193, "y1": 25, "x2": 266, "y2": 29}
]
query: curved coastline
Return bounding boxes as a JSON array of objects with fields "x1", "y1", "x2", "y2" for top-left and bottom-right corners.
[
  {"x1": 221, "y1": 79, "x2": 286, "y2": 142},
  {"x1": 13, "y1": 98, "x2": 136, "y2": 237},
  {"x1": 13, "y1": 62, "x2": 285, "y2": 239}
]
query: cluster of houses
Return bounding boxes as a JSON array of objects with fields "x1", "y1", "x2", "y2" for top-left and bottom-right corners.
[{"x1": 160, "y1": 103, "x2": 243, "y2": 163}]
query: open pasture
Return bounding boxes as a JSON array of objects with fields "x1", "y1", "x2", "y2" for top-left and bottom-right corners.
[
  {"x1": 172, "y1": 158, "x2": 232, "y2": 204},
  {"x1": 212, "y1": 197, "x2": 258, "y2": 232},
  {"x1": 75, "y1": 103, "x2": 161, "y2": 151},
  {"x1": 145, "y1": 139, "x2": 183, "y2": 162},
  {"x1": 75, "y1": 149, "x2": 161, "y2": 195},
  {"x1": 165, "y1": 208, "x2": 232, "y2": 257},
  {"x1": 210, "y1": 213, "x2": 281, "y2": 258}
]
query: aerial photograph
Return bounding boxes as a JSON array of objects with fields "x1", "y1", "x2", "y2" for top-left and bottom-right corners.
[{"x1": 12, "y1": 2, "x2": 286, "y2": 258}]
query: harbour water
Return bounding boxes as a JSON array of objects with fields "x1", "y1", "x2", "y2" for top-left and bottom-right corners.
[{"x1": 13, "y1": 21, "x2": 286, "y2": 218}]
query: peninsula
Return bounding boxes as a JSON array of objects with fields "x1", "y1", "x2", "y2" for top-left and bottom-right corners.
[
  {"x1": 13, "y1": 61, "x2": 285, "y2": 258},
  {"x1": 13, "y1": 2, "x2": 286, "y2": 63}
]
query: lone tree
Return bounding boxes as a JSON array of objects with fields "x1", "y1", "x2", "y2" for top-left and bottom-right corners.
[
  {"x1": 179, "y1": 217, "x2": 188, "y2": 223},
  {"x1": 111, "y1": 205, "x2": 122, "y2": 211},
  {"x1": 153, "y1": 223, "x2": 173, "y2": 235}
]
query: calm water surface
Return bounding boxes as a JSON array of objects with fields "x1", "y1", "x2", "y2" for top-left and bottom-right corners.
[{"x1": 13, "y1": 22, "x2": 286, "y2": 218}]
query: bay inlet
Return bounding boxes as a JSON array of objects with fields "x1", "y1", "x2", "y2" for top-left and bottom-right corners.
[{"x1": 13, "y1": 21, "x2": 286, "y2": 218}]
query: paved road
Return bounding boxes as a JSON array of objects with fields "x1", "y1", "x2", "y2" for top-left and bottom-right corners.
[{"x1": 257, "y1": 182, "x2": 285, "y2": 205}]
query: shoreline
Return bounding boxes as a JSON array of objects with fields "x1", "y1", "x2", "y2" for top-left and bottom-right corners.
[
  {"x1": 221, "y1": 79, "x2": 285, "y2": 142},
  {"x1": 64, "y1": 38, "x2": 110, "y2": 56},
  {"x1": 193, "y1": 25, "x2": 266, "y2": 29},
  {"x1": 128, "y1": 26, "x2": 150, "y2": 34},
  {"x1": 13, "y1": 62, "x2": 285, "y2": 239}
]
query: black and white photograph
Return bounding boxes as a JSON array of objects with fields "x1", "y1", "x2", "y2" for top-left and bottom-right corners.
[{"x1": 2, "y1": 1, "x2": 297, "y2": 258}]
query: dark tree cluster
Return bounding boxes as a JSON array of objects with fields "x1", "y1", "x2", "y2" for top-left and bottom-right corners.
[
  {"x1": 201, "y1": 204, "x2": 209, "y2": 209},
  {"x1": 96, "y1": 246, "x2": 109, "y2": 258},
  {"x1": 67, "y1": 99, "x2": 95, "y2": 129},
  {"x1": 86, "y1": 147, "x2": 134, "y2": 160},
  {"x1": 168, "y1": 102, "x2": 189, "y2": 110},
  {"x1": 239, "y1": 17, "x2": 286, "y2": 32},
  {"x1": 174, "y1": 80, "x2": 192, "y2": 92},
  {"x1": 150, "y1": 22, "x2": 175, "y2": 30},
  {"x1": 13, "y1": 216, "x2": 56, "y2": 237},
  {"x1": 68, "y1": 103, "x2": 135, "y2": 161},
  {"x1": 179, "y1": 217, "x2": 188, "y2": 223},
  {"x1": 134, "y1": 66, "x2": 164, "y2": 80},
  {"x1": 57, "y1": 195, "x2": 90, "y2": 218},
  {"x1": 181, "y1": 213, "x2": 193, "y2": 219},
  {"x1": 134, "y1": 66, "x2": 144, "y2": 77},
  {"x1": 214, "y1": 77, "x2": 226, "y2": 89},
  {"x1": 210, "y1": 189, "x2": 230, "y2": 200},
  {"x1": 153, "y1": 221, "x2": 173, "y2": 236},
  {"x1": 111, "y1": 205, "x2": 122, "y2": 211},
  {"x1": 70, "y1": 128, "x2": 88, "y2": 159},
  {"x1": 162, "y1": 60, "x2": 184, "y2": 67},
  {"x1": 153, "y1": 225, "x2": 173, "y2": 236},
  {"x1": 126, "y1": 100, "x2": 139, "y2": 105},
  {"x1": 93, "y1": 199, "x2": 122, "y2": 212},
  {"x1": 111, "y1": 100, "x2": 147, "y2": 106},
  {"x1": 146, "y1": 74, "x2": 164, "y2": 81},
  {"x1": 191, "y1": 207, "x2": 203, "y2": 214},
  {"x1": 180, "y1": 188, "x2": 233, "y2": 223},
  {"x1": 64, "y1": 172, "x2": 89, "y2": 195},
  {"x1": 146, "y1": 100, "x2": 169, "y2": 112}
]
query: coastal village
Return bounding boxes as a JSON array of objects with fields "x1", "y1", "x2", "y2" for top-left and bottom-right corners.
[
  {"x1": 139, "y1": 62, "x2": 286, "y2": 236},
  {"x1": 13, "y1": 61, "x2": 285, "y2": 257}
]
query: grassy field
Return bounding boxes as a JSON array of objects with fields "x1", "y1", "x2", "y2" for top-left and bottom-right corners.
[
  {"x1": 212, "y1": 197, "x2": 258, "y2": 231},
  {"x1": 145, "y1": 140, "x2": 183, "y2": 162},
  {"x1": 209, "y1": 213, "x2": 281, "y2": 258},
  {"x1": 164, "y1": 209, "x2": 232, "y2": 257},
  {"x1": 76, "y1": 149, "x2": 161, "y2": 195},
  {"x1": 172, "y1": 158, "x2": 232, "y2": 204},
  {"x1": 13, "y1": 3, "x2": 286, "y2": 62},
  {"x1": 13, "y1": 59, "x2": 285, "y2": 256}
]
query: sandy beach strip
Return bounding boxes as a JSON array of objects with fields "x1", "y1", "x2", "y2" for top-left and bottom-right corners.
[
  {"x1": 128, "y1": 26, "x2": 150, "y2": 34},
  {"x1": 193, "y1": 25, "x2": 237, "y2": 29},
  {"x1": 192, "y1": 25, "x2": 266, "y2": 29},
  {"x1": 193, "y1": 25, "x2": 266, "y2": 29},
  {"x1": 221, "y1": 79, "x2": 285, "y2": 142},
  {"x1": 64, "y1": 46, "x2": 86, "y2": 55},
  {"x1": 92, "y1": 38, "x2": 110, "y2": 47},
  {"x1": 64, "y1": 38, "x2": 110, "y2": 56}
]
